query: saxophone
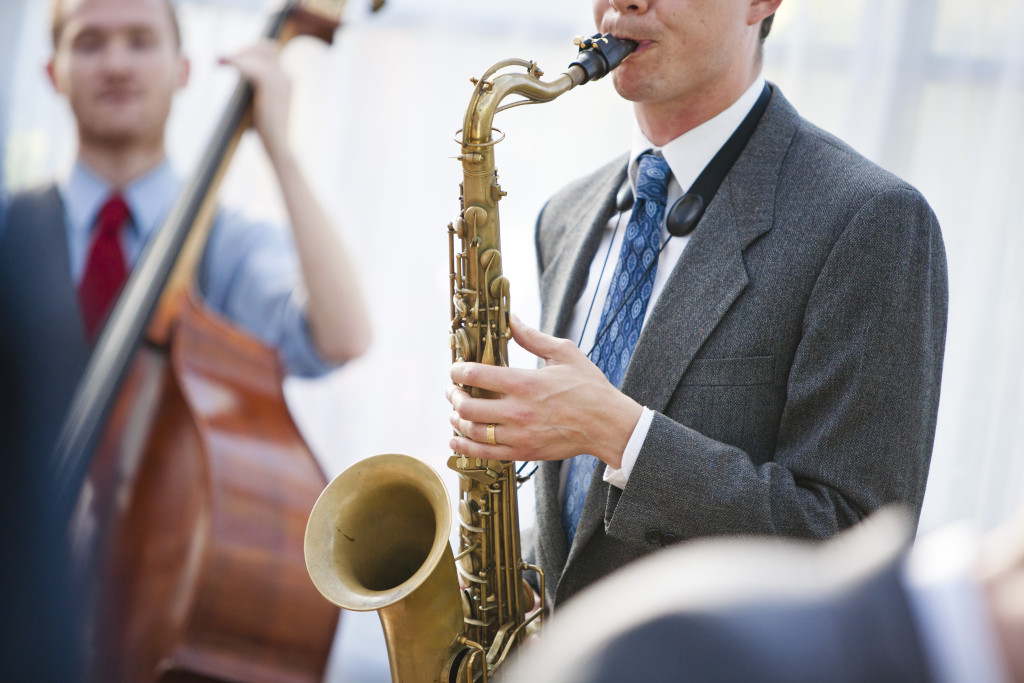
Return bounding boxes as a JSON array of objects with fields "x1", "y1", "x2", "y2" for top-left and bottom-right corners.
[{"x1": 304, "y1": 33, "x2": 636, "y2": 683}]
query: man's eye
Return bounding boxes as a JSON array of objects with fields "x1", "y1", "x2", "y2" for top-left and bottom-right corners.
[
  {"x1": 73, "y1": 34, "x2": 103, "y2": 53},
  {"x1": 130, "y1": 32, "x2": 157, "y2": 50}
]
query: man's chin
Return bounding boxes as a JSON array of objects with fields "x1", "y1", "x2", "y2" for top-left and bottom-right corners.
[
  {"x1": 80, "y1": 124, "x2": 154, "y2": 149},
  {"x1": 612, "y1": 70, "x2": 649, "y2": 103}
]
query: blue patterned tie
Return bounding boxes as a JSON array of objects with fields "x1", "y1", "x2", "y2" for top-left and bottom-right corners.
[{"x1": 562, "y1": 151, "x2": 671, "y2": 546}]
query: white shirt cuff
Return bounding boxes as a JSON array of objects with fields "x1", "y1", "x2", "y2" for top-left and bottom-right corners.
[{"x1": 602, "y1": 407, "x2": 654, "y2": 490}]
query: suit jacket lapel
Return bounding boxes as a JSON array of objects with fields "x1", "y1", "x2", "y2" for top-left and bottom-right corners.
[
  {"x1": 539, "y1": 156, "x2": 627, "y2": 338},
  {"x1": 567, "y1": 88, "x2": 797, "y2": 557},
  {"x1": 621, "y1": 87, "x2": 793, "y2": 411},
  {"x1": 534, "y1": 459, "x2": 568, "y2": 586},
  {"x1": 536, "y1": 157, "x2": 625, "y2": 576},
  {"x1": 618, "y1": 193, "x2": 753, "y2": 411}
]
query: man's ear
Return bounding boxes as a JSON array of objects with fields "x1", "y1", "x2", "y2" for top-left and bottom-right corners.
[
  {"x1": 748, "y1": 0, "x2": 783, "y2": 26},
  {"x1": 45, "y1": 58, "x2": 62, "y2": 93},
  {"x1": 177, "y1": 56, "x2": 190, "y2": 90}
]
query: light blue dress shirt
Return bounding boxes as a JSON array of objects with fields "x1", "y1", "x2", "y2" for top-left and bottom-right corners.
[{"x1": 0, "y1": 160, "x2": 334, "y2": 377}]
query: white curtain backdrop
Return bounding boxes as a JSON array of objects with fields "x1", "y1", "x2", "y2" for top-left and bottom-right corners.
[{"x1": 2, "y1": 0, "x2": 1022, "y2": 679}]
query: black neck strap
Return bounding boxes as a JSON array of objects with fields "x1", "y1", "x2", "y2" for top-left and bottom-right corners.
[
  {"x1": 586, "y1": 84, "x2": 773, "y2": 355},
  {"x1": 619, "y1": 82, "x2": 773, "y2": 237}
]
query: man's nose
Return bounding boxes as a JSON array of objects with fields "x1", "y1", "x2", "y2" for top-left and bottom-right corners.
[
  {"x1": 608, "y1": 0, "x2": 650, "y2": 14},
  {"x1": 100, "y1": 39, "x2": 134, "y2": 74}
]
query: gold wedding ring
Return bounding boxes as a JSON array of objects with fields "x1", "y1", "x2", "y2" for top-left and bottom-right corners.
[{"x1": 486, "y1": 423, "x2": 497, "y2": 446}]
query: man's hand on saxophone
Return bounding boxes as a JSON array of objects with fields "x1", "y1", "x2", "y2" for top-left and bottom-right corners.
[{"x1": 447, "y1": 314, "x2": 643, "y2": 469}]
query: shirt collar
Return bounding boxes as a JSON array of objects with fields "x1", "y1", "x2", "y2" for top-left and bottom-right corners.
[
  {"x1": 628, "y1": 76, "x2": 766, "y2": 198},
  {"x1": 60, "y1": 158, "x2": 180, "y2": 241}
]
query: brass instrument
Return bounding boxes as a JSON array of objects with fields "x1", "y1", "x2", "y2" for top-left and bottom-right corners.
[{"x1": 304, "y1": 33, "x2": 637, "y2": 683}]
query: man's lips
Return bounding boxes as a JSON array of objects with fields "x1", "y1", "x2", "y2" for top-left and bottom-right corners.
[
  {"x1": 97, "y1": 89, "x2": 140, "y2": 103},
  {"x1": 613, "y1": 37, "x2": 653, "y2": 55}
]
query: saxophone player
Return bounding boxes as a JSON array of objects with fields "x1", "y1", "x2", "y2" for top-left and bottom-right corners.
[{"x1": 447, "y1": 0, "x2": 947, "y2": 611}]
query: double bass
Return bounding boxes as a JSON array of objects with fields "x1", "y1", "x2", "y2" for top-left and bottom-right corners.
[{"x1": 52, "y1": 1, "x2": 383, "y2": 680}]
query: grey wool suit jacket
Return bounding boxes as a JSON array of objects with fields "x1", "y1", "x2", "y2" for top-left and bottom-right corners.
[{"x1": 530, "y1": 86, "x2": 948, "y2": 608}]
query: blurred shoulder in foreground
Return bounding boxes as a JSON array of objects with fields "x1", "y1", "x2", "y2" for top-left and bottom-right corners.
[{"x1": 506, "y1": 506, "x2": 1020, "y2": 683}]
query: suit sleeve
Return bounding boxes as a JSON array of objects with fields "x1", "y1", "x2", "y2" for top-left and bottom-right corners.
[{"x1": 604, "y1": 187, "x2": 947, "y2": 542}]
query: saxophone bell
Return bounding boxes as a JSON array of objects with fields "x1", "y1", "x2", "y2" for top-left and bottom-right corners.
[{"x1": 304, "y1": 454, "x2": 470, "y2": 681}]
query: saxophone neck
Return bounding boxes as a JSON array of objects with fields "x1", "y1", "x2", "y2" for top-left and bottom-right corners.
[
  {"x1": 461, "y1": 34, "x2": 638, "y2": 148},
  {"x1": 462, "y1": 64, "x2": 576, "y2": 148}
]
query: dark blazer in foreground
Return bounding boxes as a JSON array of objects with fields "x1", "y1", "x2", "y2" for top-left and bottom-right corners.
[
  {"x1": 508, "y1": 509, "x2": 931, "y2": 682},
  {"x1": 530, "y1": 86, "x2": 948, "y2": 607}
]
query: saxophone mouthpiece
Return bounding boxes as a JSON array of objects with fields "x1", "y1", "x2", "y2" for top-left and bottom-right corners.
[{"x1": 569, "y1": 33, "x2": 639, "y2": 84}]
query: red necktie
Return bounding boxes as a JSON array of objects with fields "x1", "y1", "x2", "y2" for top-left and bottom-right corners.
[{"x1": 78, "y1": 193, "x2": 130, "y2": 339}]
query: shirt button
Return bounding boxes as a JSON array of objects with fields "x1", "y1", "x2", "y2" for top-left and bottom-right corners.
[
  {"x1": 661, "y1": 533, "x2": 677, "y2": 546},
  {"x1": 645, "y1": 528, "x2": 662, "y2": 545}
]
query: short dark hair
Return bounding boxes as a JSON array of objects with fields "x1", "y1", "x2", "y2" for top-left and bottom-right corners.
[
  {"x1": 759, "y1": 14, "x2": 775, "y2": 43},
  {"x1": 50, "y1": 0, "x2": 182, "y2": 50}
]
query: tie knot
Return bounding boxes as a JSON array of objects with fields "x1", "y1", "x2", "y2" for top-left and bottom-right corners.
[
  {"x1": 96, "y1": 194, "x2": 131, "y2": 237},
  {"x1": 635, "y1": 152, "x2": 670, "y2": 203}
]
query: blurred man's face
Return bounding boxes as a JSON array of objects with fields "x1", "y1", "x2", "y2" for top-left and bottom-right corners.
[
  {"x1": 592, "y1": 0, "x2": 763, "y2": 110},
  {"x1": 47, "y1": 0, "x2": 188, "y2": 151}
]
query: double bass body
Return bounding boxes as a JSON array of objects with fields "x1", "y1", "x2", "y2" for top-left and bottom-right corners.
[{"x1": 84, "y1": 295, "x2": 337, "y2": 682}]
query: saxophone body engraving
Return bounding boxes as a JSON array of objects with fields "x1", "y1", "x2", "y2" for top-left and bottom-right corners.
[{"x1": 304, "y1": 33, "x2": 636, "y2": 683}]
